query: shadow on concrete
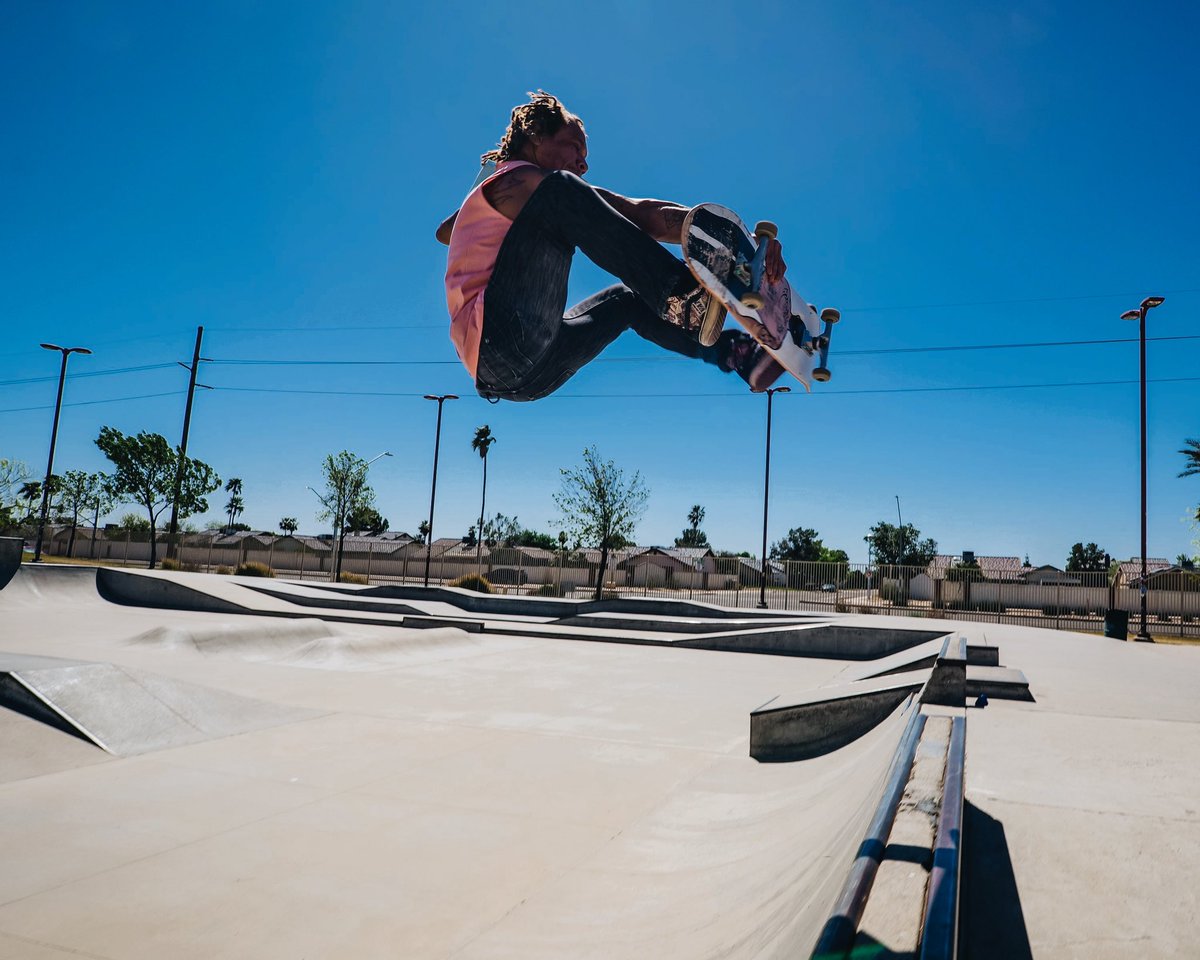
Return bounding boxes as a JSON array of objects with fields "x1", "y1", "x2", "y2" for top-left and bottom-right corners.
[{"x1": 959, "y1": 800, "x2": 1033, "y2": 959}]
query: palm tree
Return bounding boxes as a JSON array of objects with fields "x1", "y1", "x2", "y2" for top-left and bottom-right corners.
[
  {"x1": 18, "y1": 481, "x2": 40, "y2": 523},
  {"x1": 1180, "y1": 439, "x2": 1200, "y2": 478},
  {"x1": 279, "y1": 517, "x2": 298, "y2": 536},
  {"x1": 471, "y1": 425, "x2": 497, "y2": 575},
  {"x1": 224, "y1": 477, "x2": 243, "y2": 533}
]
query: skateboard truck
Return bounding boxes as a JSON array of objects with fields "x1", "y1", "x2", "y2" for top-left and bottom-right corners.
[
  {"x1": 812, "y1": 307, "x2": 840, "y2": 381},
  {"x1": 740, "y1": 221, "x2": 779, "y2": 310},
  {"x1": 790, "y1": 306, "x2": 840, "y2": 382}
]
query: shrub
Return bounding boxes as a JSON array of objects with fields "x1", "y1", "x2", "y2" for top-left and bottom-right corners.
[
  {"x1": 234, "y1": 561, "x2": 274, "y2": 578},
  {"x1": 214, "y1": 566, "x2": 234, "y2": 575},
  {"x1": 449, "y1": 573, "x2": 493, "y2": 594},
  {"x1": 880, "y1": 582, "x2": 908, "y2": 606},
  {"x1": 338, "y1": 572, "x2": 368, "y2": 585},
  {"x1": 533, "y1": 582, "x2": 566, "y2": 597},
  {"x1": 160, "y1": 557, "x2": 200, "y2": 573}
]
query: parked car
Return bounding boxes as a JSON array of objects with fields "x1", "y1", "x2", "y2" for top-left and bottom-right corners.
[{"x1": 820, "y1": 583, "x2": 838, "y2": 592}]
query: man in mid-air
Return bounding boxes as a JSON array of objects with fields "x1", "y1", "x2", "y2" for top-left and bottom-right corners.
[{"x1": 437, "y1": 91, "x2": 786, "y2": 401}]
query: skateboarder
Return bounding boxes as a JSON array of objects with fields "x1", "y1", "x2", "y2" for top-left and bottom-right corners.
[{"x1": 437, "y1": 91, "x2": 787, "y2": 401}]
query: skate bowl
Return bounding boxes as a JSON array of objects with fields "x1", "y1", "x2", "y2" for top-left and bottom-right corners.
[
  {"x1": 0, "y1": 561, "x2": 975, "y2": 956},
  {"x1": 24, "y1": 565, "x2": 949, "y2": 660},
  {"x1": 0, "y1": 537, "x2": 21, "y2": 591}
]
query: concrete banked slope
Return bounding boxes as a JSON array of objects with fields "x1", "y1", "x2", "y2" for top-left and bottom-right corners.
[{"x1": 0, "y1": 562, "x2": 991, "y2": 958}]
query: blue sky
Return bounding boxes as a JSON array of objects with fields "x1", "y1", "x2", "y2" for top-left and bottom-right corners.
[{"x1": 2, "y1": 0, "x2": 1197, "y2": 564}]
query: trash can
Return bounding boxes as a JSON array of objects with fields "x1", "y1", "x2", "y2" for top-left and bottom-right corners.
[{"x1": 1104, "y1": 609, "x2": 1129, "y2": 640}]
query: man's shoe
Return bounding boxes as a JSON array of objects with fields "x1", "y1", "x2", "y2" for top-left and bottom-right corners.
[{"x1": 665, "y1": 283, "x2": 727, "y2": 346}]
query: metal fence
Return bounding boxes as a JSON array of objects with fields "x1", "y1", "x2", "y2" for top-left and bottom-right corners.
[{"x1": 15, "y1": 527, "x2": 1200, "y2": 639}]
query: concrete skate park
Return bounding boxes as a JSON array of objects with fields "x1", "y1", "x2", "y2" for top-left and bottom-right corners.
[{"x1": 1, "y1": 537, "x2": 1197, "y2": 959}]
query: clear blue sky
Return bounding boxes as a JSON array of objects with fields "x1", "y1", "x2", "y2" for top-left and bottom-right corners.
[{"x1": 2, "y1": 1, "x2": 1197, "y2": 565}]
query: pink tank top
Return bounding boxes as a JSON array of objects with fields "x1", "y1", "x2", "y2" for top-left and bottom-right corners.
[{"x1": 444, "y1": 160, "x2": 538, "y2": 379}]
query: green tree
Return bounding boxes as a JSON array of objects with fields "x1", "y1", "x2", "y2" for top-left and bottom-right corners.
[
  {"x1": 1179, "y1": 438, "x2": 1200, "y2": 478},
  {"x1": 675, "y1": 504, "x2": 710, "y2": 549},
  {"x1": 0, "y1": 460, "x2": 32, "y2": 528},
  {"x1": 118, "y1": 513, "x2": 152, "y2": 532},
  {"x1": 946, "y1": 560, "x2": 984, "y2": 582},
  {"x1": 224, "y1": 478, "x2": 244, "y2": 534},
  {"x1": 85, "y1": 473, "x2": 118, "y2": 559},
  {"x1": 514, "y1": 529, "x2": 559, "y2": 550},
  {"x1": 17, "y1": 479, "x2": 40, "y2": 523},
  {"x1": 864, "y1": 521, "x2": 938, "y2": 567},
  {"x1": 346, "y1": 504, "x2": 388, "y2": 536},
  {"x1": 1065, "y1": 542, "x2": 1110, "y2": 573},
  {"x1": 818, "y1": 546, "x2": 850, "y2": 564},
  {"x1": 56, "y1": 470, "x2": 99, "y2": 557},
  {"x1": 471, "y1": 425, "x2": 497, "y2": 572},
  {"x1": 417, "y1": 520, "x2": 430, "y2": 544},
  {"x1": 553, "y1": 446, "x2": 648, "y2": 601},
  {"x1": 279, "y1": 517, "x2": 299, "y2": 536},
  {"x1": 481, "y1": 511, "x2": 522, "y2": 548},
  {"x1": 770, "y1": 526, "x2": 822, "y2": 562},
  {"x1": 312, "y1": 451, "x2": 377, "y2": 580},
  {"x1": 96, "y1": 427, "x2": 220, "y2": 568}
]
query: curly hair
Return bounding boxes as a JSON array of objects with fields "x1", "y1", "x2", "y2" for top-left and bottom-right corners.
[{"x1": 481, "y1": 90, "x2": 584, "y2": 165}]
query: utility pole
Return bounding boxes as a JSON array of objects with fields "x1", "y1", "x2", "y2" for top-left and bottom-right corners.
[
  {"x1": 166, "y1": 326, "x2": 209, "y2": 560},
  {"x1": 33, "y1": 344, "x2": 91, "y2": 562},
  {"x1": 756, "y1": 385, "x2": 789, "y2": 608}
]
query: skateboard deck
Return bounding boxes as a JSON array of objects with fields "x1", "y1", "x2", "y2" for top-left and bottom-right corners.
[{"x1": 682, "y1": 203, "x2": 838, "y2": 391}]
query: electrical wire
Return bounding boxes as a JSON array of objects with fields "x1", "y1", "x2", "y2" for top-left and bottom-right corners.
[{"x1": 202, "y1": 333, "x2": 1200, "y2": 367}]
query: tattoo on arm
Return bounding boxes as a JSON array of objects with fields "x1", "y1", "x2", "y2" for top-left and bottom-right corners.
[{"x1": 657, "y1": 205, "x2": 687, "y2": 242}]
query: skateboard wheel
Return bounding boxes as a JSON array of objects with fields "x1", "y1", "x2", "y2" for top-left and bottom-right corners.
[
  {"x1": 813, "y1": 368, "x2": 831, "y2": 382},
  {"x1": 820, "y1": 308, "x2": 841, "y2": 323},
  {"x1": 753, "y1": 220, "x2": 779, "y2": 241},
  {"x1": 741, "y1": 291, "x2": 766, "y2": 310}
]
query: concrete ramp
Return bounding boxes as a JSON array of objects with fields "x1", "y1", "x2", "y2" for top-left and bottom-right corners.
[
  {"x1": 127, "y1": 619, "x2": 482, "y2": 671},
  {"x1": 0, "y1": 562, "x2": 102, "y2": 606},
  {"x1": 751, "y1": 678, "x2": 924, "y2": 762},
  {"x1": 0, "y1": 654, "x2": 317, "y2": 755},
  {"x1": 0, "y1": 538, "x2": 21, "y2": 590},
  {"x1": 465, "y1": 697, "x2": 921, "y2": 959}
]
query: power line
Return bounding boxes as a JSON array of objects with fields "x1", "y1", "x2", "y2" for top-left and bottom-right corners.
[
  {"x1": 843, "y1": 286, "x2": 1200, "y2": 313},
  {"x1": 4, "y1": 372, "x2": 1197, "y2": 415},
  {"x1": 205, "y1": 375, "x2": 1200, "y2": 401},
  {"x1": 203, "y1": 333, "x2": 1200, "y2": 366},
  {"x1": 0, "y1": 390, "x2": 182, "y2": 415},
  {"x1": 0, "y1": 362, "x2": 177, "y2": 388},
  {"x1": 200, "y1": 286, "x2": 1200, "y2": 329}
]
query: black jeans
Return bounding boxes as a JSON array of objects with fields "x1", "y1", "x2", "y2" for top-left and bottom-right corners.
[{"x1": 476, "y1": 171, "x2": 721, "y2": 401}]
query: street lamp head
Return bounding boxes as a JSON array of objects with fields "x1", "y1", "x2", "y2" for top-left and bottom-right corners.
[
  {"x1": 1120, "y1": 310, "x2": 1140, "y2": 321},
  {"x1": 39, "y1": 343, "x2": 91, "y2": 355},
  {"x1": 423, "y1": 394, "x2": 460, "y2": 402},
  {"x1": 40, "y1": 343, "x2": 62, "y2": 351},
  {"x1": 1142, "y1": 296, "x2": 1165, "y2": 310}
]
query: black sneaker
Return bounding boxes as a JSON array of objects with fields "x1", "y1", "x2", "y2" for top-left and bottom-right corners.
[{"x1": 665, "y1": 283, "x2": 727, "y2": 346}]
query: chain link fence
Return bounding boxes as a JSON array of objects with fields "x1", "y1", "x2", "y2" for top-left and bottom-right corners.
[{"x1": 12, "y1": 526, "x2": 1200, "y2": 639}]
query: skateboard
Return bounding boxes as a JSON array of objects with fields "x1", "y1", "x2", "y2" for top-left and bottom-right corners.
[{"x1": 681, "y1": 203, "x2": 839, "y2": 391}]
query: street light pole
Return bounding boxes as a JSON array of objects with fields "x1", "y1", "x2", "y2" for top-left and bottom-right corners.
[
  {"x1": 755, "y1": 385, "x2": 790, "y2": 608},
  {"x1": 166, "y1": 326, "x2": 211, "y2": 561},
  {"x1": 33, "y1": 343, "x2": 91, "y2": 562},
  {"x1": 423, "y1": 394, "x2": 458, "y2": 587},
  {"x1": 1121, "y1": 295, "x2": 1165, "y2": 642},
  {"x1": 895, "y1": 495, "x2": 905, "y2": 564}
]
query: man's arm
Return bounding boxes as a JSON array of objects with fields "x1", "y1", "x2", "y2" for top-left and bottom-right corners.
[
  {"x1": 594, "y1": 189, "x2": 688, "y2": 244},
  {"x1": 436, "y1": 211, "x2": 458, "y2": 245},
  {"x1": 597, "y1": 188, "x2": 787, "y2": 282}
]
